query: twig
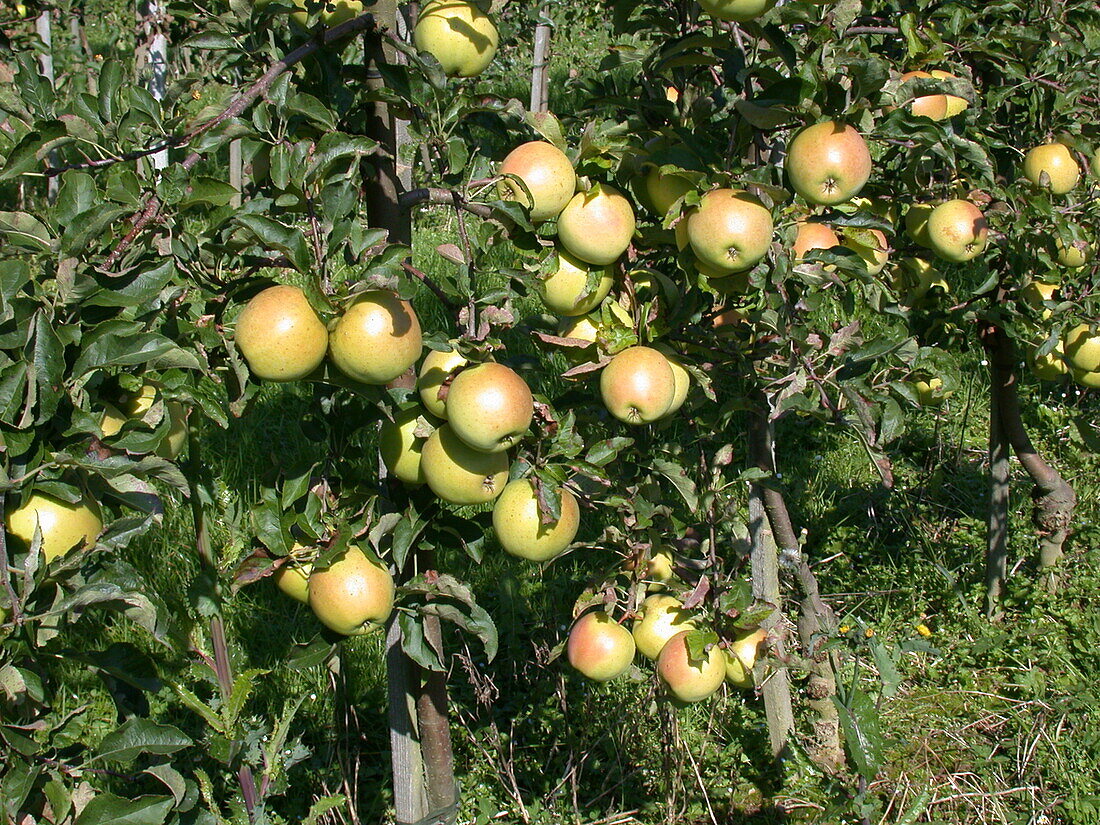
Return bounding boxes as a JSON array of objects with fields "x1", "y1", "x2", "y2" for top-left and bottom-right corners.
[
  {"x1": 45, "y1": 136, "x2": 186, "y2": 177},
  {"x1": 845, "y1": 25, "x2": 900, "y2": 35},
  {"x1": 400, "y1": 261, "x2": 459, "y2": 310},
  {"x1": 103, "y1": 13, "x2": 378, "y2": 270},
  {"x1": 399, "y1": 187, "x2": 493, "y2": 218}
]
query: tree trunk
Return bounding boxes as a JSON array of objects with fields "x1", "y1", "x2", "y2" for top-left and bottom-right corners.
[
  {"x1": 35, "y1": 10, "x2": 59, "y2": 202},
  {"x1": 530, "y1": 5, "x2": 551, "y2": 113},
  {"x1": 417, "y1": 615, "x2": 457, "y2": 822},
  {"x1": 980, "y1": 324, "x2": 1076, "y2": 598},
  {"x1": 747, "y1": 407, "x2": 795, "y2": 758},
  {"x1": 984, "y1": 368, "x2": 1010, "y2": 619}
]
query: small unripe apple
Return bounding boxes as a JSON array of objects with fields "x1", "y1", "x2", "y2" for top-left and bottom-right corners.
[
  {"x1": 600, "y1": 346, "x2": 676, "y2": 425},
  {"x1": 235, "y1": 285, "x2": 328, "y2": 381},
  {"x1": 1022, "y1": 143, "x2": 1080, "y2": 195},
  {"x1": 308, "y1": 546, "x2": 394, "y2": 635},
  {"x1": 1063, "y1": 325, "x2": 1100, "y2": 373},
  {"x1": 329, "y1": 291, "x2": 422, "y2": 385},
  {"x1": 911, "y1": 376, "x2": 946, "y2": 407},
  {"x1": 925, "y1": 199, "x2": 988, "y2": 263},
  {"x1": 567, "y1": 611, "x2": 636, "y2": 682},
  {"x1": 540, "y1": 249, "x2": 615, "y2": 316},
  {"x1": 420, "y1": 424, "x2": 510, "y2": 505},
  {"x1": 446, "y1": 362, "x2": 533, "y2": 453},
  {"x1": 557, "y1": 186, "x2": 636, "y2": 267},
  {"x1": 417, "y1": 347, "x2": 468, "y2": 419},
  {"x1": 1091, "y1": 148, "x2": 1100, "y2": 178},
  {"x1": 7, "y1": 493, "x2": 103, "y2": 562},
  {"x1": 786, "y1": 121, "x2": 871, "y2": 206},
  {"x1": 497, "y1": 141, "x2": 576, "y2": 223},
  {"x1": 492, "y1": 479, "x2": 580, "y2": 562},
  {"x1": 658, "y1": 630, "x2": 726, "y2": 703},
  {"x1": 413, "y1": 0, "x2": 498, "y2": 78},
  {"x1": 632, "y1": 594, "x2": 696, "y2": 660},
  {"x1": 380, "y1": 406, "x2": 437, "y2": 485}
]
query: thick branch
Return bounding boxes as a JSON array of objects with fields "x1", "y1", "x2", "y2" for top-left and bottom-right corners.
[
  {"x1": 103, "y1": 13, "x2": 378, "y2": 270},
  {"x1": 399, "y1": 188, "x2": 493, "y2": 219}
]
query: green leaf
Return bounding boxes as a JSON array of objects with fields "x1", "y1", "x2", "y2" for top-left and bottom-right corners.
[
  {"x1": 235, "y1": 214, "x2": 312, "y2": 273},
  {"x1": 74, "y1": 793, "x2": 173, "y2": 825},
  {"x1": 0, "y1": 211, "x2": 54, "y2": 251},
  {"x1": 303, "y1": 795, "x2": 347, "y2": 825},
  {"x1": 652, "y1": 457, "x2": 698, "y2": 511},
  {"x1": 834, "y1": 688, "x2": 885, "y2": 781},
  {"x1": 90, "y1": 718, "x2": 193, "y2": 764}
]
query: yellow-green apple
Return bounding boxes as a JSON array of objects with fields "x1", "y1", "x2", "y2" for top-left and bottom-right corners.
[
  {"x1": 497, "y1": 141, "x2": 576, "y2": 222},
  {"x1": 842, "y1": 228, "x2": 890, "y2": 275},
  {"x1": 6, "y1": 493, "x2": 103, "y2": 562},
  {"x1": 307, "y1": 546, "x2": 394, "y2": 635},
  {"x1": 557, "y1": 185, "x2": 636, "y2": 266},
  {"x1": 911, "y1": 376, "x2": 946, "y2": 407},
  {"x1": 1072, "y1": 367, "x2": 1100, "y2": 389},
  {"x1": 567, "y1": 611, "x2": 636, "y2": 681},
  {"x1": 786, "y1": 121, "x2": 871, "y2": 205},
  {"x1": 685, "y1": 189, "x2": 773, "y2": 274},
  {"x1": 600, "y1": 346, "x2": 676, "y2": 425},
  {"x1": 1020, "y1": 280, "x2": 1059, "y2": 320},
  {"x1": 235, "y1": 285, "x2": 328, "y2": 381},
  {"x1": 540, "y1": 248, "x2": 614, "y2": 316},
  {"x1": 632, "y1": 593, "x2": 697, "y2": 660},
  {"x1": 926, "y1": 199, "x2": 988, "y2": 262},
  {"x1": 420, "y1": 423, "x2": 509, "y2": 505},
  {"x1": 380, "y1": 406, "x2": 437, "y2": 485},
  {"x1": 1056, "y1": 238, "x2": 1091, "y2": 268},
  {"x1": 101, "y1": 383, "x2": 188, "y2": 459},
  {"x1": 898, "y1": 70, "x2": 949, "y2": 120},
  {"x1": 644, "y1": 167, "x2": 693, "y2": 217},
  {"x1": 1022, "y1": 143, "x2": 1080, "y2": 195},
  {"x1": 445, "y1": 362, "x2": 533, "y2": 452},
  {"x1": 723, "y1": 627, "x2": 767, "y2": 688},
  {"x1": 893, "y1": 257, "x2": 948, "y2": 306},
  {"x1": 1029, "y1": 341, "x2": 1068, "y2": 381},
  {"x1": 645, "y1": 551, "x2": 675, "y2": 584},
  {"x1": 904, "y1": 203, "x2": 934, "y2": 246},
  {"x1": 930, "y1": 70, "x2": 969, "y2": 116},
  {"x1": 492, "y1": 478, "x2": 580, "y2": 562},
  {"x1": 697, "y1": 0, "x2": 771, "y2": 21},
  {"x1": 290, "y1": 0, "x2": 364, "y2": 27},
  {"x1": 274, "y1": 558, "x2": 313, "y2": 604},
  {"x1": 412, "y1": 0, "x2": 498, "y2": 78},
  {"x1": 329, "y1": 291, "x2": 422, "y2": 385},
  {"x1": 1063, "y1": 324, "x2": 1100, "y2": 372},
  {"x1": 417, "y1": 347, "x2": 468, "y2": 419},
  {"x1": 654, "y1": 346, "x2": 691, "y2": 416},
  {"x1": 658, "y1": 630, "x2": 726, "y2": 703}
]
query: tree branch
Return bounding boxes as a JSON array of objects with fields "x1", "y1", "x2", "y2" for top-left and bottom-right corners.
[
  {"x1": 399, "y1": 187, "x2": 493, "y2": 218},
  {"x1": 103, "y1": 13, "x2": 379, "y2": 270}
]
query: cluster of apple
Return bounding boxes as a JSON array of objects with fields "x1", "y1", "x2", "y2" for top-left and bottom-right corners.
[{"x1": 566, "y1": 581, "x2": 767, "y2": 704}]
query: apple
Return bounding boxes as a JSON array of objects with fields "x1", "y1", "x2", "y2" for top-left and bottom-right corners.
[
  {"x1": 417, "y1": 346, "x2": 468, "y2": 419},
  {"x1": 600, "y1": 346, "x2": 676, "y2": 425},
  {"x1": 329, "y1": 290, "x2": 423, "y2": 385},
  {"x1": 654, "y1": 346, "x2": 691, "y2": 416},
  {"x1": 898, "y1": 71, "x2": 949, "y2": 120},
  {"x1": 308, "y1": 546, "x2": 394, "y2": 635},
  {"x1": 1020, "y1": 280, "x2": 1059, "y2": 320},
  {"x1": 101, "y1": 383, "x2": 188, "y2": 459},
  {"x1": 786, "y1": 121, "x2": 871, "y2": 206},
  {"x1": 380, "y1": 406, "x2": 437, "y2": 485},
  {"x1": 492, "y1": 479, "x2": 580, "y2": 562},
  {"x1": 1029, "y1": 341, "x2": 1068, "y2": 382},
  {"x1": 697, "y1": 0, "x2": 771, "y2": 21},
  {"x1": 290, "y1": 0, "x2": 364, "y2": 27},
  {"x1": 893, "y1": 257, "x2": 948, "y2": 306},
  {"x1": 420, "y1": 423, "x2": 510, "y2": 505},
  {"x1": 644, "y1": 167, "x2": 693, "y2": 217},
  {"x1": 6, "y1": 493, "x2": 103, "y2": 562},
  {"x1": 446, "y1": 362, "x2": 533, "y2": 453},
  {"x1": 557, "y1": 185, "x2": 636, "y2": 266},
  {"x1": 540, "y1": 248, "x2": 615, "y2": 316},
  {"x1": 412, "y1": 0, "x2": 498, "y2": 78},
  {"x1": 723, "y1": 628, "x2": 767, "y2": 688},
  {"x1": 930, "y1": 70, "x2": 969, "y2": 117},
  {"x1": 904, "y1": 203, "x2": 934, "y2": 247},
  {"x1": 792, "y1": 222, "x2": 840, "y2": 262},
  {"x1": 658, "y1": 630, "x2": 726, "y2": 703},
  {"x1": 911, "y1": 376, "x2": 946, "y2": 407},
  {"x1": 926, "y1": 199, "x2": 988, "y2": 262},
  {"x1": 1063, "y1": 325, "x2": 1100, "y2": 372},
  {"x1": 235, "y1": 285, "x2": 328, "y2": 381},
  {"x1": 842, "y1": 228, "x2": 890, "y2": 275},
  {"x1": 1056, "y1": 238, "x2": 1092, "y2": 268},
  {"x1": 1072, "y1": 367, "x2": 1100, "y2": 389},
  {"x1": 567, "y1": 611, "x2": 636, "y2": 682},
  {"x1": 1022, "y1": 143, "x2": 1080, "y2": 195},
  {"x1": 632, "y1": 593, "x2": 696, "y2": 660},
  {"x1": 497, "y1": 141, "x2": 576, "y2": 222},
  {"x1": 645, "y1": 550, "x2": 675, "y2": 584},
  {"x1": 685, "y1": 189, "x2": 773, "y2": 274},
  {"x1": 273, "y1": 558, "x2": 313, "y2": 604}
]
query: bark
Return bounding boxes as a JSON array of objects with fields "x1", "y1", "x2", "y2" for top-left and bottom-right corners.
[
  {"x1": 138, "y1": 0, "x2": 169, "y2": 169},
  {"x1": 229, "y1": 140, "x2": 243, "y2": 208},
  {"x1": 747, "y1": 407, "x2": 795, "y2": 758},
  {"x1": 386, "y1": 616, "x2": 428, "y2": 822},
  {"x1": 981, "y1": 324, "x2": 1076, "y2": 596},
  {"x1": 530, "y1": 5, "x2": 551, "y2": 113},
  {"x1": 417, "y1": 615, "x2": 457, "y2": 822},
  {"x1": 984, "y1": 372, "x2": 1010, "y2": 619},
  {"x1": 751, "y1": 403, "x2": 844, "y2": 771}
]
